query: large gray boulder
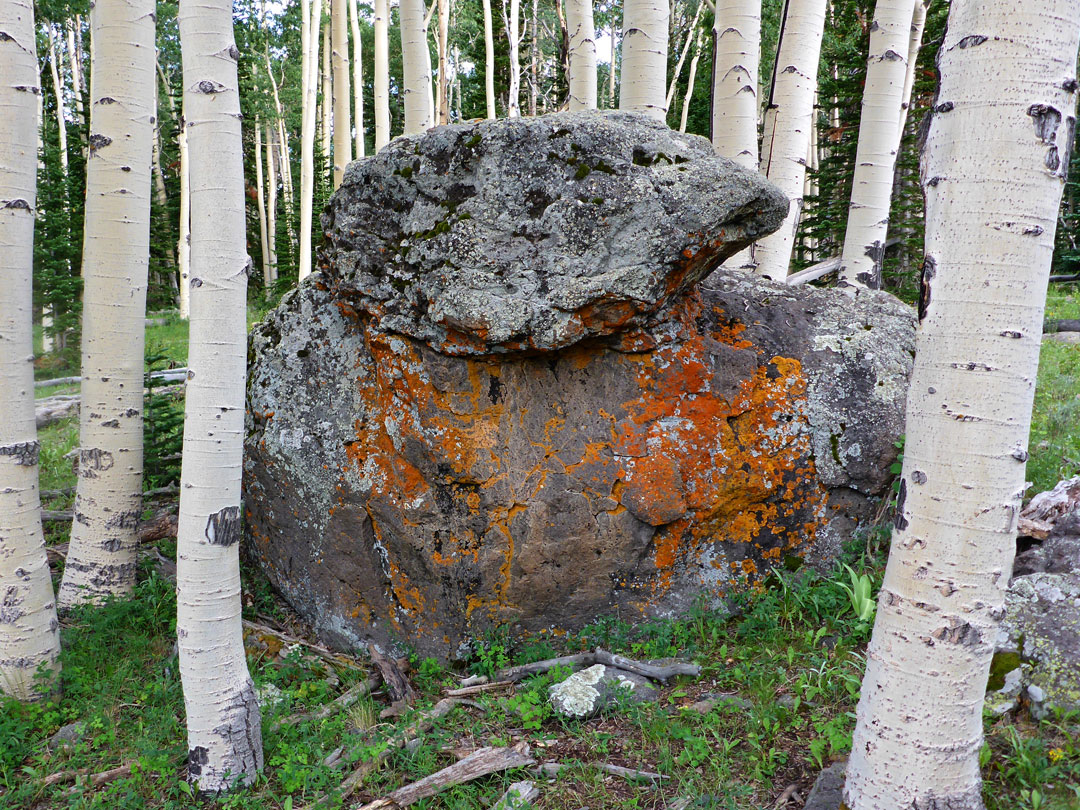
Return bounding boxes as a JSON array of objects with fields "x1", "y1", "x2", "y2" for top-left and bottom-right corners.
[{"x1": 243, "y1": 112, "x2": 915, "y2": 658}]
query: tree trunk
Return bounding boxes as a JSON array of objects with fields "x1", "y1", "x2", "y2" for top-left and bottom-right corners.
[
  {"x1": 618, "y1": 0, "x2": 669, "y2": 120},
  {"x1": 178, "y1": 118, "x2": 191, "y2": 319},
  {"x1": 321, "y1": 21, "x2": 332, "y2": 178},
  {"x1": 679, "y1": 28, "x2": 703, "y2": 132},
  {"x1": 503, "y1": 0, "x2": 521, "y2": 117},
  {"x1": 608, "y1": 12, "x2": 617, "y2": 108},
  {"x1": 836, "y1": 0, "x2": 916, "y2": 290},
  {"x1": 844, "y1": 3, "x2": 1080, "y2": 807},
  {"x1": 57, "y1": 0, "x2": 156, "y2": 609},
  {"x1": 177, "y1": 0, "x2": 264, "y2": 790},
  {"x1": 751, "y1": 0, "x2": 826, "y2": 280},
  {"x1": 298, "y1": 0, "x2": 323, "y2": 280},
  {"x1": 528, "y1": 0, "x2": 538, "y2": 116},
  {"x1": 401, "y1": 0, "x2": 434, "y2": 133},
  {"x1": 46, "y1": 26, "x2": 69, "y2": 174},
  {"x1": 332, "y1": 0, "x2": 351, "y2": 188},
  {"x1": 437, "y1": 0, "x2": 450, "y2": 123},
  {"x1": 664, "y1": 0, "x2": 703, "y2": 113},
  {"x1": 482, "y1": 0, "x2": 496, "y2": 117},
  {"x1": 65, "y1": 19, "x2": 84, "y2": 126},
  {"x1": 896, "y1": 0, "x2": 927, "y2": 143},
  {"x1": 565, "y1": 0, "x2": 597, "y2": 110},
  {"x1": 0, "y1": 0, "x2": 62, "y2": 702},
  {"x1": 265, "y1": 122, "x2": 278, "y2": 287},
  {"x1": 255, "y1": 118, "x2": 271, "y2": 294},
  {"x1": 374, "y1": 0, "x2": 392, "y2": 146},
  {"x1": 349, "y1": 0, "x2": 365, "y2": 157},
  {"x1": 711, "y1": 0, "x2": 760, "y2": 168}
]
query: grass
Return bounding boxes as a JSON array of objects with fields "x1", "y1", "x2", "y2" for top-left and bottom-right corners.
[{"x1": 1029, "y1": 285, "x2": 1080, "y2": 492}]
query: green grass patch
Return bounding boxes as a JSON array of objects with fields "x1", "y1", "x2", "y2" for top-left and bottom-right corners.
[{"x1": 1029, "y1": 285, "x2": 1080, "y2": 492}]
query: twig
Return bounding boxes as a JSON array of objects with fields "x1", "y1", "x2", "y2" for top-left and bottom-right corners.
[
  {"x1": 273, "y1": 674, "x2": 382, "y2": 731},
  {"x1": 495, "y1": 652, "x2": 595, "y2": 683},
  {"x1": 42, "y1": 762, "x2": 134, "y2": 790},
  {"x1": 443, "y1": 680, "x2": 515, "y2": 696},
  {"x1": 357, "y1": 743, "x2": 535, "y2": 809},
  {"x1": 773, "y1": 782, "x2": 802, "y2": 807},
  {"x1": 532, "y1": 761, "x2": 665, "y2": 784},
  {"x1": 241, "y1": 619, "x2": 365, "y2": 672},
  {"x1": 495, "y1": 649, "x2": 699, "y2": 684}
]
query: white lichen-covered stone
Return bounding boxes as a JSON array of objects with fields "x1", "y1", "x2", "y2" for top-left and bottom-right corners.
[{"x1": 548, "y1": 664, "x2": 659, "y2": 718}]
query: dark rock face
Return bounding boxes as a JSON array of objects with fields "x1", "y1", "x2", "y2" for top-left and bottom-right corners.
[{"x1": 244, "y1": 112, "x2": 915, "y2": 658}]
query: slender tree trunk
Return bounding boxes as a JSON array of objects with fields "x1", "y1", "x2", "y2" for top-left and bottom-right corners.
[
  {"x1": 65, "y1": 19, "x2": 84, "y2": 126},
  {"x1": 679, "y1": 28, "x2": 703, "y2": 132},
  {"x1": 332, "y1": 0, "x2": 351, "y2": 188},
  {"x1": 503, "y1": 0, "x2": 521, "y2": 117},
  {"x1": 374, "y1": 0, "x2": 391, "y2": 146},
  {"x1": 152, "y1": 133, "x2": 175, "y2": 270},
  {"x1": 482, "y1": 0, "x2": 496, "y2": 117},
  {"x1": 845, "y1": 3, "x2": 1080, "y2": 807},
  {"x1": 836, "y1": 0, "x2": 916, "y2": 290},
  {"x1": 665, "y1": 0, "x2": 703, "y2": 113},
  {"x1": 896, "y1": 0, "x2": 927, "y2": 143},
  {"x1": 608, "y1": 12, "x2": 617, "y2": 108},
  {"x1": 751, "y1": 0, "x2": 826, "y2": 280},
  {"x1": 565, "y1": 0, "x2": 597, "y2": 110},
  {"x1": 299, "y1": 0, "x2": 323, "y2": 280},
  {"x1": 437, "y1": 0, "x2": 450, "y2": 123},
  {"x1": 255, "y1": 118, "x2": 271, "y2": 294},
  {"x1": 349, "y1": 0, "x2": 364, "y2": 157},
  {"x1": 528, "y1": 0, "x2": 538, "y2": 115},
  {"x1": 265, "y1": 122, "x2": 278, "y2": 287},
  {"x1": 0, "y1": 0, "x2": 62, "y2": 702},
  {"x1": 46, "y1": 26, "x2": 69, "y2": 173},
  {"x1": 401, "y1": 0, "x2": 434, "y2": 133},
  {"x1": 711, "y1": 0, "x2": 760, "y2": 168},
  {"x1": 57, "y1": 0, "x2": 155, "y2": 609},
  {"x1": 177, "y1": 0, "x2": 264, "y2": 790},
  {"x1": 321, "y1": 22, "x2": 332, "y2": 178},
  {"x1": 178, "y1": 118, "x2": 191, "y2": 319},
  {"x1": 619, "y1": 0, "x2": 669, "y2": 120}
]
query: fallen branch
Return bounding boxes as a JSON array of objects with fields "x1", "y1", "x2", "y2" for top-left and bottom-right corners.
[
  {"x1": 273, "y1": 674, "x2": 382, "y2": 731},
  {"x1": 533, "y1": 760, "x2": 664, "y2": 784},
  {"x1": 34, "y1": 368, "x2": 189, "y2": 389},
  {"x1": 495, "y1": 649, "x2": 699, "y2": 684},
  {"x1": 1049, "y1": 272, "x2": 1080, "y2": 282},
  {"x1": 495, "y1": 652, "x2": 595, "y2": 683},
  {"x1": 785, "y1": 257, "x2": 841, "y2": 286},
  {"x1": 443, "y1": 680, "x2": 515, "y2": 697},
  {"x1": 1044, "y1": 318, "x2": 1080, "y2": 333},
  {"x1": 241, "y1": 619, "x2": 365, "y2": 672},
  {"x1": 358, "y1": 743, "x2": 535, "y2": 809},
  {"x1": 42, "y1": 508, "x2": 178, "y2": 543},
  {"x1": 491, "y1": 780, "x2": 540, "y2": 809},
  {"x1": 370, "y1": 645, "x2": 417, "y2": 715},
  {"x1": 42, "y1": 761, "x2": 134, "y2": 790}
]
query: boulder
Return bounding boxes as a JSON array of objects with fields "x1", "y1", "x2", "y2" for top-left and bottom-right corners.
[
  {"x1": 244, "y1": 112, "x2": 916, "y2": 659},
  {"x1": 548, "y1": 664, "x2": 658, "y2": 717}
]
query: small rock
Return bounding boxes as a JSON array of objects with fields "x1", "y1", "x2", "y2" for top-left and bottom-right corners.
[
  {"x1": 549, "y1": 664, "x2": 658, "y2": 718},
  {"x1": 985, "y1": 666, "x2": 1024, "y2": 717},
  {"x1": 47, "y1": 721, "x2": 86, "y2": 752},
  {"x1": 803, "y1": 759, "x2": 847, "y2": 810}
]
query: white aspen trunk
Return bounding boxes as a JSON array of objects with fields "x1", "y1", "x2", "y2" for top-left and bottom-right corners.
[
  {"x1": 664, "y1": 0, "x2": 702, "y2": 112},
  {"x1": 845, "y1": 4, "x2": 1080, "y2": 808},
  {"x1": 298, "y1": 0, "x2": 324, "y2": 280},
  {"x1": 0, "y1": 0, "x2": 62, "y2": 702},
  {"x1": 565, "y1": 0, "x2": 597, "y2": 111},
  {"x1": 437, "y1": 0, "x2": 449, "y2": 123},
  {"x1": 265, "y1": 122, "x2": 278, "y2": 287},
  {"x1": 608, "y1": 13, "x2": 616, "y2": 108},
  {"x1": 896, "y1": 0, "x2": 927, "y2": 144},
  {"x1": 57, "y1": 0, "x2": 155, "y2": 609},
  {"x1": 618, "y1": 0, "x2": 669, "y2": 121},
  {"x1": 401, "y1": 0, "x2": 434, "y2": 133},
  {"x1": 679, "y1": 28, "x2": 703, "y2": 132},
  {"x1": 46, "y1": 26, "x2": 69, "y2": 173},
  {"x1": 321, "y1": 22, "x2": 332, "y2": 176},
  {"x1": 152, "y1": 131, "x2": 175, "y2": 270},
  {"x1": 528, "y1": 0, "x2": 537, "y2": 116},
  {"x1": 178, "y1": 118, "x2": 191, "y2": 319},
  {"x1": 332, "y1": 0, "x2": 351, "y2": 188},
  {"x1": 751, "y1": 0, "x2": 826, "y2": 280},
  {"x1": 255, "y1": 118, "x2": 271, "y2": 293},
  {"x1": 374, "y1": 0, "x2": 391, "y2": 147},
  {"x1": 482, "y1": 0, "x2": 496, "y2": 117},
  {"x1": 177, "y1": 0, "x2": 264, "y2": 790},
  {"x1": 42, "y1": 308, "x2": 54, "y2": 353},
  {"x1": 711, "y1": 0, "x2": 760, "y2": 168},
  {"x1": 276, "y1": 115, "x2": 296, "y2": 253},
  {"x1": 65, "y1": 19, "x2": 84, "y2": 124},
  {"x1": 348, "y1": 0, "x2": 364, "y2": 157},
  {"x1": 836, "y1": 0, "x2": 916, "y2": 290},
  {"x1": 424, "y1": 0, "x2": 436, "y2": 120},
  {"x1": 503, "y1": 0, "x2": 521, "y2": 118}
]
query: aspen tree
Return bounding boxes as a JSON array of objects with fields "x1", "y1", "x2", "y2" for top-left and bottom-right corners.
[
  {"x1": 0, "y1": 0, "x2": 62, "y2": 702},
  {"x1": 176, "y1": 0, "x2": 263, "y2": 789},
  {"x1": 664, "y1": 0, "x2": 703, "y2": 113},
  {"x1": 897, "y1": 0, "x2": 927, "y2": 143},
  {"x1": 679, "y1": 28, "x2": 703, "y2": 133},
  {"x1": 751, "y1": 0, "x2": 826, "y2": 279},
  {"x1": 482, "y1": 0, "x2": 496, "y2": 117},
  {"x1": 619, "y1": 0, "x2": 668, "y2": 120},
  {"x1": 65, "y1": 18, "x2": 84, "y2": 124},
  {"x1": 298, "y1": 0, "x2": 323, "y2": 279},
  {"x1": 178, "y1": 119, "x2": 191, "y2": 319},
  {"x1": 321, "y1": 22, "x2": 332, "y2": 175},
  {"x1": 437, "y1": 0, "x2": 450, "y2": 123},
  {"x1": 255, "y1": 119, "x2": 271, "y2": 292},
  {"x1": 348, "y1": 0, "x2": 364, "y2": 157},
  {"x1": 711, "y1": 0, "x2": 760, "y2": 168},
  {"x1": 46, "y1": 26, "x2": 69, "y2": 174},
  {"x1": 265, "y1": 122, "x2": 278, "y2": 287},
  {"x1": 565, "y1": 0, "x2": 597, "y2": 110},
  {"x1": 836, "y1": 0, "x2": 916, "y2": 290},
  {"x1": 845, "y1": 2, "x2": 1080, "y2": 807},
  {"x1": 374, "y1": 0, "x2": 391, "y2": 147},
  {"x1": 607, "y1": 10, "x2": 616, "y2": 108},
  {"x1": 502, "y1": 0, "x2": 521, "y2": 117},
  {"x1": 527, "y1": 0, "x2": 538, "y2": 115},
  {"x1": 332, "y1": 0, "x2": 351, "y2": 188},
  {"x1": 57, "y1": 0, "x2": 156, "y2": 608},
  {"x1": 401, "y1": 0, "x2": 434, "y2": 133}
]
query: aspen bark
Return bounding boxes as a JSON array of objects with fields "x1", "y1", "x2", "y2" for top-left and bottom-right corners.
[
  {"x1": 348, "y1": 0, "x2": 364, "y2": 157},
  {"x1": 57, "y1": 0, "x2": 156, "y2": 608},
  {"x1": 401, "y1": 0, "x2": 434, "y2": 133},
  {"x1": 845, "y1": 3, "x2": 1080, "y2": 807},
  {"x1": 178, "y1": 119, "x2": 191, "y2": 319},
  {"x1": 437, "y1": 0, "x2": 450, "y2": 123},
  {"x1": 0, "y1": 0, "x2": 62, "y2": 702},
  {"x1": 527, "y1": 0, "x2": 537, "y2": 116},
  {"x1": 177, "y1": 0, "x2": 263, "y2": 790},
  {"x1": 46, "y1": 26, "x2": 69, "y2": 174},
  {"x1": 65, "y1": 19, "x2": 84, "y2": 125},
  {"x1": 299, "y1": 0, "x2": 323, "y2": 280},
  {"x1": 503, "y1": 0, "x2": 521, "y2": 117},
  {"x1": 711, "y1": 0, "x2": 760, "y2": 168},
  {"x1": 565, "y1": 0, "x2": 597, "y2": 110},
  {"x1": 896, "y1": 0, "x2": 927, "y2": 143},
  {"x1": 619, "y1": 0, "x2": 669, "y2": 120},
  {"x1": 679, "y1": 28, "x2": 703, "y2": 133},
  {"x1": 255, "y1": 119, "x2": 271, "y2": 293},
  {"x1": 374, "y1": 0, "x2": 391, "y2": 147},
  {"x1": 836, "y1": 0, "x2": 916, "y2": 290},
  {"x1": 664, "y1": 0, "x2": 703, "y2": 113},
  {"x1": 751, "y1": 0, "x2": 826, "y2": 280},
  {"x1": 482, "y1": 0, "x2": 496, "y2": 117},
  {"x1": 332, "y1": 0, "x2": 351, "y2": 188},
  {"x1": 607, "y1": 12, "x2": 616, "y2": 108},
  {"x1": 321, "y1": 22, "x2": 332, "y2": 176},
  {"x1": 265, "y1": 122, "x2": 278, "y2": 287}
]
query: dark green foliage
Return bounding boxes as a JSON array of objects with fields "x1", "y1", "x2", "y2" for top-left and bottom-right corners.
[{"x1": 143, "y1": 352, "x2": 185, "y2": 489}]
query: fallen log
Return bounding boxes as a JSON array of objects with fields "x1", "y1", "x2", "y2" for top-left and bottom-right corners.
[
  {"x1": 357, "y1": 743, "x2": 535, "y2": 809},
  {"x1": 533, "y1": 760, "x2": 665, "y2": 784},
  {"x1": 443, "y1": 680, "x2": 515, "y2": 697},
  {"x1": 34, "y1": 367, "x2": 189, "y2": 389},
  {"x1": 491, "y1": 780, "x2": 540, "y2": 809},
  {"x1": 1044, "y1": 318, "x2": 1080, "y2": 333},
  {"x1": 41, "y1": 761, "x2": 134, "y2": 790},
  {"x1": 369, "y1": 645, "x2": 417, "y2": 716},
  {"x1": 495, "y1": 649, "x2": 699, "y2": 683},
  {"x1": 35, "y1": 395, "x2": 80, "y2": 429},
  {"x1": 785, "y1": 257, "x2": 841, "y2": 286}
]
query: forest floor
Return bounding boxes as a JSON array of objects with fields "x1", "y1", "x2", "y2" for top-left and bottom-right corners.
[{"x1": 4, "y1": 288, "x2": 1080, "y2": 809}]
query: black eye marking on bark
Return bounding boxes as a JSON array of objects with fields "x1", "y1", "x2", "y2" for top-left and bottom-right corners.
[
  {"x1": 918, "y1": 255, "x2": 936, "y2": 322},
  {"x1": 1054, "y1": 116, "x2": 1076, "y2": 178},
  {"x1": 79, "y1": 448, "x2": 114, "y2": 478},
  {"x1": 2, "y1": 198, "x2": 31, "y2": 210},
  {"x1": 187, "y1": 746, "x2": 209, "y2": 777},
  {"x1": 1063, "y1": 78, "x2": 1079, "y2": 93},
  {"x1": 1000, "y1": 330, "x2": 1022, "y2": 339},
  {"x1": 893, "y1": 479, "x2": 909, "y2": 531},
  {"x1": 912, "y1": 470, "x2": 927, "y2": 484},
  {"x1": 97, "y1": 96, "x2": 117, "y2": 104},
  {"x1": 229, "y1": 45, "x2": 241, "y2": 61},
  {"x1": 1011, "y1": 447, "x2": 1029, "y2": 462},
  {"x1": 13, "y1": 85, "x2": 40, "y2": 94},
  {"x1": 198, "y1": 80, "x2": 225, "y2": 94},
  {"x1": 1028, "y1": 103, "x2": 1062, "y2": 145},
  {"x1": 932, "y1": 618, "x2": 981, "y2": 646},
  {"x1": 881, "y1": 49, "x2": 903, "y2": 61},
  {"x1": 1022, "y1": 225, "x2": 1044, "y2": 236},
  {"x1": 781, "y1": 65, "x2": 798, "y2": 74},
  {"x1": 205, "y1": 505, "x2": 242, "y2": 547},
  {"x1": 0, "y1": 441, "x2": 41, "y2": 467},
  {"x1": 957, "y1": 34, "x2": 987, "y2": 49},
  {"x1": 935, "y1": 101, "x2": 954, "y2": 113},
  {"x1": 88, "y1": 134, "x2": 112, "y2": 153},
  {"x1": 191, "y1": 277, "x2": 203, "y2": 287}
]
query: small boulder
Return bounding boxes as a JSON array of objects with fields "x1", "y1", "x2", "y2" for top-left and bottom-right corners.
[
  {"x1": 803, "y1": 759, "x2": 847, "y2": 810},
  {"x1": 47, "y1": 721, "x2": 87, "y2": 752},
  {"x1": 548, "y1": 664, "x2": 658, "y2": 718}
]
